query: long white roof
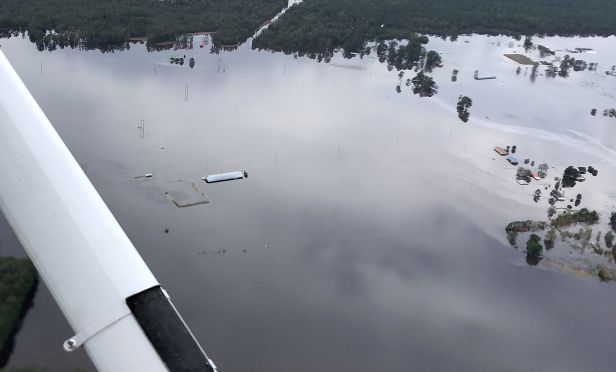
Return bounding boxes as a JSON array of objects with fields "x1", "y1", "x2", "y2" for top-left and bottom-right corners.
[{"x1": 203, "y1": 171, "x2": 245, "y2": 183}]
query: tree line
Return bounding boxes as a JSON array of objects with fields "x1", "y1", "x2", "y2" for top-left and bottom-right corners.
[
  {"x1": 551, "y1": 208, "x2": 600, "y2": 228},
  {"x1": 0, "y1": 0, "x2": 286, "y2": 51},
  {"x1": 253, "y1": 0, "x2": 616, "y2": 55}
]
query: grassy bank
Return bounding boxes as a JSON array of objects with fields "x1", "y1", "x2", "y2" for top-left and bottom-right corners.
[
  {"x1": 504, "y1": 54, "x2": 538, "y2": 65},
  {"x1": 0, "y1": 258, "x2": 38, "y2": 368}
]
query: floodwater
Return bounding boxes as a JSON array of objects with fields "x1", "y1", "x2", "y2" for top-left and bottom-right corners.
[{"x1": 1, "y1": 32, "x2": 616, "y2": 372}]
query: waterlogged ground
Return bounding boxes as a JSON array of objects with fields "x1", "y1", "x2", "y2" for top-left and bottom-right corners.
[{"x1": 1, "y1": 33, "x2": 616, "y2": 371}]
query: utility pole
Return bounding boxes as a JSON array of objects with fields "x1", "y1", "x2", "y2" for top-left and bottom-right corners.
[{"x1": 138, "y1": 119, "x2": 145, "y2": 138}]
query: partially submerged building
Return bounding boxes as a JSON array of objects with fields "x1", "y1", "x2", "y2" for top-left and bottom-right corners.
[
  {"x1": 494, "y1": 146, "x2": 508, "y2": 156},
  {"x1": 203, "y1": 170, "x2": 248, "y2": 183},
  {"x1": 506, "y1": 155, "x2": 519, "y2": 165}
]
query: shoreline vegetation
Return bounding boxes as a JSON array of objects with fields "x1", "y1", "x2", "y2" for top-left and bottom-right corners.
[
  {"x1": 0, "y1": 258, "x2": 38, "y2": 369},
  {"x1": 1, "y1": 0, "x2": 615, "y2": 53},
  {"x1": 0, "y1": 0, "x2": 286, "y2": 51},
  {"x1": 505, "y1": 209, "x2": 616, "y2": 281}
]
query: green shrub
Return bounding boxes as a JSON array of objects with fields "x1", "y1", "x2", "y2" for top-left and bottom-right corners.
[{"x1": 526, "y1": 234, "x2": 543, "y2": 266}]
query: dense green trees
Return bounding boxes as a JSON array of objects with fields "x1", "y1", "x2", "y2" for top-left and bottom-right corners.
[
  {"x1": 253, "y1": 0, "x2": 439, "y2": 56},
  {"x1": 372, "y1": 37, "x2": 440, "y2": 72},
  {"x1": 254, "y1": 0, "x2": 616, "y2": 55},
  {"x1": 0, "y1": 258, "x2": 38, "y2": 367},
  {"x1": 605, "y1": 231, "x2": 614, "y2": 246},
  {"x1": 424, "y1": 51, "x2": 442, "y2": 71},
  {"x1": 456, "y1": 96, "x2": 472, "y2": 122},
  {"x1": 3, "y1": 0, "x2": 615, "y2": 54},
  {"x1": 562, "y1": 166, "x2": 580, "y2": 187},
  {"x1": 0, "y1": 0, "x2": 286, "y2": 51},
  {"x1": 411, "y1": 72, "x2": 438, "y2": 97},
  {"x1": 523, "y1": 36, "x2": 533, "y2": 51},
  {"x1": 526, "y1": 234, "x2": 543, "y2": 266},
  {"x1": 551, "y1": 208, "x2": 600, "y2": 227}
]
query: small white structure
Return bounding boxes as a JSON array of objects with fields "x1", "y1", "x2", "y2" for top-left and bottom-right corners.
[{"x1": 202, "y1": 170, "x2": 248, "y2": 183}]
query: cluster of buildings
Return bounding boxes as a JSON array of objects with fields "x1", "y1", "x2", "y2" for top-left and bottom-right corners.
[{"x1": 494, "y1": 146, "x2": 547, "y2": 185}]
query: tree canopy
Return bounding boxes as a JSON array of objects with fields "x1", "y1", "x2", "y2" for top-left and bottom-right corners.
[
  {"x1": 562, "y1": 166, "x2": 580, "y2": 188},
  {"x1": 0, "y1": 0, "x2": 286, "y2": 50},
  {"x1": 526, "y1": 234, "x2": 543, "y2": 266},
  {"x1": 254, "y1": 0, "x2": 616, "y2": 55},
  {"x1": 456, "y1": 96, "x2": 473, "y2": 122},
  {"x1": 551, "y1": 208, "x2": 600, "y2": 227},
  {"x1": 425, "y1": 51, "x2": 442, "y2": 72},
  {"x1": 411, "y1": 72, "x2": 438, "y2": 97}
]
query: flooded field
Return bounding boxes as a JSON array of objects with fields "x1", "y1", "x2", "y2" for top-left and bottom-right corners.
[{"x1": 1, "y1": 33, "x2": 616, "y2": 371}]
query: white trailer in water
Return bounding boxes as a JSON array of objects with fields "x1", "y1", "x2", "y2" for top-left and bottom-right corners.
[{"x1": 202, "y1": 170, "x2": 248, "y2": 183}]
